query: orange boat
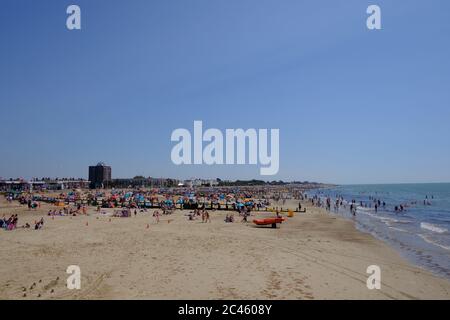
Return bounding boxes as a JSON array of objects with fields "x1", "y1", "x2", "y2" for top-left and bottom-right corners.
[{"x1": 253, "y1": 217, "x2": 286, "y2": 228}]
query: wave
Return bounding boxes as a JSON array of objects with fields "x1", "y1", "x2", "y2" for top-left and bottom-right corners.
[
  {"x1": 420, "y1": 222, "x2": 448, "y2": 234},
  {"x1": 356, "y1": 210, "x2": 408, "y2": 224},
  {"x1": 418, "y1": 234, "x2": 450, "y2": 251},
  {"x1": 356, "y1": 206, "x2": 373, "y2": 212},
  {"x1": 388, "y1": 226, "x2": 409, "y2": 233}
]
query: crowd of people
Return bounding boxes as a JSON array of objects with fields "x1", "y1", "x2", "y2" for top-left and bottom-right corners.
[
  {"x1": 1, "y1": 185, "x2": 312, "y2": 233},
  {"x1": 308, "y1": 191, "x2": 435, "y2": 217}
]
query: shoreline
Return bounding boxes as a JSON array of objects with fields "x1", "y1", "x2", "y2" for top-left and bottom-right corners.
[
  {"x1": 1, "y1": 197, "x2": 449, "y2": 300},
  {"x1": 312, "y1": 203, "x2": 450, "y2": 283},
  {"x1": 306, "y1": 184, "x2": 450, "y2": 281}
]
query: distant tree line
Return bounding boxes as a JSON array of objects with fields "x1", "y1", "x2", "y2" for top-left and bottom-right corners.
[{"x1": 217, "y1": 180, "x2": 321, "y2": 187}]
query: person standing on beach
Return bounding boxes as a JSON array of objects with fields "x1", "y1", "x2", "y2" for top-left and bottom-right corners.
[
  {"x1": 350, "y1": 202, "x2": 356, "y2": 216},
  {"x1": 276, "y1": 210, "x2": 282, "y2": 218},
  {"x1": 154, "y1": 210, "x2": 160, "y2": 224}
]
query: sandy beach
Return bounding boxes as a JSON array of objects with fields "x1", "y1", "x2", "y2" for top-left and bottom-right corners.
[{"x1": 1, "y1": 196, "x2": 449, "y2": 300}]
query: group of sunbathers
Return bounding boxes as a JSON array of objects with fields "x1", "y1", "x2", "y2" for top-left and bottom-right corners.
[
  {"x1": 224, "y1": 213, "x2": 235, "y2": 223},
  {"x1": 1, "y1": 215, "x2": 44, "y2": 230},
  {"x1": 186, "y1": 209, "x2": 210, "y2": 223},
  {"x1": 48, "y1": 209, "x2": 65, "y2": 216},
  {"x1": 1, "y1": 214, "x2": 18, "y2": 230},
  {"x1": 225, "y1": 211, "x2": 251, "y2": 223},
  {"x1": 48, "y1": 207, "x2": 82, "y2": 216}
]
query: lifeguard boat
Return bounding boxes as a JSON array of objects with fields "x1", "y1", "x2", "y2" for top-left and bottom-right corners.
[{"x1": 253, "y1": 217, "x2": 286, "y2": 228}]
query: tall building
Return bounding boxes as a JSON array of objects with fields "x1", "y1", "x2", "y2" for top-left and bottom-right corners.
[{"x1": 88, "y1": 162, "x2": 112, "y2": 189}]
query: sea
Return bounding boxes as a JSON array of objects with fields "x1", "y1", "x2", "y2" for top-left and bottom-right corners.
[{"x1": 306, "y1": 183, "x2": 450, "y2": 280}]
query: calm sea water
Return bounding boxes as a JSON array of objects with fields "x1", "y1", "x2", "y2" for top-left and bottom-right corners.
[{"x1": 307, "y1": 183, "x2": 450, "y2": 279}]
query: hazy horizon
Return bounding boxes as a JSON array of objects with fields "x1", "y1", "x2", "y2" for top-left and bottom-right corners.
[{"x1": 1, "y1": 171, "x2": 450, "y2": 187}]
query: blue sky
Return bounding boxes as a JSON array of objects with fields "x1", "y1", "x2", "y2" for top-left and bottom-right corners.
[{"x1": 1, "y1": 0, "x2": 450, "y2": 184}]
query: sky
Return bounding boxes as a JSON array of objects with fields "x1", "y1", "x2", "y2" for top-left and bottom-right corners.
[{"x1": 1, "y1": 0, "x2": 450, "y2": 184}]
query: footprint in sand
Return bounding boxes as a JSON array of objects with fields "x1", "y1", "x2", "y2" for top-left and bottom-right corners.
[{"x1": 43, "y1": 279, "x2": 58, "y2": 291}]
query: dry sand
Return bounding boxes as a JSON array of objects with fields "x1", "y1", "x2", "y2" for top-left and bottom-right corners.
[{"x1": 1, "y1": 197, "x2": 449, "y2": 300}]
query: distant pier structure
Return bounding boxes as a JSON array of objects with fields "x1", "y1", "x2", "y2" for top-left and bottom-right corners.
[{"x1": 89, "y1": 162, "x2": 112, "y2": 189}]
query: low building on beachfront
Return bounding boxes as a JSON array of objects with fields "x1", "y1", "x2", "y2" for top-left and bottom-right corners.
[
  {"x1": 0, "y1": 178, "x2": 90, "y2": 192},
  {"x1": 182, "y1": 179, "x2": 219, "y2": 188},
  {"x1": 0, "y1": 179, "x2": 30, "y2": 192},
  {"x1": 38, "y1": 179, "x2": 90, "y2": 190}
]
